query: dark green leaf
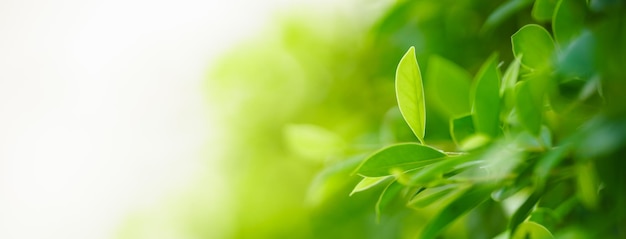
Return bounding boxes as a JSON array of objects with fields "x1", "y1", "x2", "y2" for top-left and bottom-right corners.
[
  {"x1": 472, "y1": 53, "x2": 501, "y2": 138},
  {"x1": 532, "y1": 0, "x2": 558, "y2": 22},
  {"x1": 553, "y1": 0, "x2": 588, "y2": 46},
  {"x1": 396, "y1": 46, "x2": 426, "y2": 143},
  {"x1": 450, "y1": 114, "x2": 475, "y2": 148},
  {"x1": 420, "y1": 183, "x2": 495, "y2": 239},
  {"x1": 426, "y1": 55, "x2": 472, "y2": 118},
  {"x1": 355, "y1": 143, "x2": 446, "y2": 177},
  {"x1": 482, "y1": 0, "x2": 535, "y2": 32},
  {"x1": 511, "y1": 24, "x2": 556, "y2": 70}
]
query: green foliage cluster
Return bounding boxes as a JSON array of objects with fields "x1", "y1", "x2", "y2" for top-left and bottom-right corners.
[
  {"x1": 345, "y1": 0, "x2": 626, "y2": 238},
  {"x1": 208, "y1": 0, "x2": 626, "y2": 238}
]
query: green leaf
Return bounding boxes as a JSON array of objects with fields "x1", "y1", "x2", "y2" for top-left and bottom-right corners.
[
  {"x1": 408, "y1": 184, "x2": 459, "y2": 208},
  {"x1": 450, "y1": 114, "x2": 475, "y2": 147},
  {"x1": 532, "y1": 0, "x2": 558, "y2": 22},
  {"x1": 516, "y1": 81, "x2": 543, "y2": 136},
  {"x1": 510, "y1": 190, "x2": 542, "y2": 236},
  {"x1": 482, "y1": 0, "x2": 535, "y2": 32},
  {"x1": 501, "y1": 57, "x2": 522, "y2": 118},
  {"x1": 350, "y1": 176, "x2": 392, "y2": 196},
  {"x1": 512, "y1": 221, "x2": 555, "y2": 239},
  {"x1": 406, "y1": 154, "x2": 477, "y2": 187},
  {"x1": 426, "y1": 55, "x2": 472, "y2": 118},
  {"x1": 284, "y1": 124, "x2": 345, "y2": 160},
  {"x1": 511, "y1": 24, "x2": 556, "y2": 70},
  {"x1": 420, "y1": 183, "x2": 494, "y2": 239},
  {"x1": 553, "y1": 0, "x2": 587, "y2": 46},
  {"x1": 355, "y1": 143, "x2": 447, "y2": 177},
  {"x1": 396, "y1": 46, "x2": 426, "y2": 143},
  {"x1": 533, "y1": 140, "x2": 574, "y2": 190},
  {"x1": 375, "y1": 180, "x2": 404, "y2": 221},
  {"x1": 576, "y1": 161, "x2": 599, "y2": 209},
  {"x1": 472, "y1": 53, "x2": 501, "y2": 138}
]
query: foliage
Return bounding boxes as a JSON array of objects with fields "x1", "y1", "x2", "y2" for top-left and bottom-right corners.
[{"x1": 342, "y1": 0, "x2": 626, "y2": 238}]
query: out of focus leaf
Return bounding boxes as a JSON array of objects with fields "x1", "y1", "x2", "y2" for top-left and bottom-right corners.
[
  {"x1": 576, "y1": 161, "x2": 599, "y2": 209},
  {"x1": 284, "y1": 124, "x2": 345, "y2": 160},
  {"x1": 510, "y1": 190, "x2": 542, "y2": 236},
  {"x1": 472, "y1": 54, "x2": 501, "y2": 138},
  {"x1": 355, "y1": 143, "x2": 446, "y2": 177},
  {"x1": 396, "y1": 46, "x2": 426, "y2": 143},
  {"x1": 375, "y1": 180, "x2": 404, "y2": 220},
  {"x1": 553, "y1": 0, "x2": 587, "y2": 46},
  {"x1": 512, "y1": 24, "x2": 555, "y2": 70},
  {"x1": 408, "y1": 184, "x2": 459, "y2": 208},
  {"x1": 516, "y1": 81, "x2": 543, "y2": 136},
  {"x1": 450, "y1": 114, "x2": 475, "y2": 148},
  {"x1": 420, "y1": 183, "x2": 494, "y2": 239},
  {"x1": 512, "y1": 221, "x2": 555, "y2": 239},
  {"x1": 350, "y1": 176, "x2": 392, "y2": 196},
  {"x1": 426, "y1": 55, "x2": 472, "y2": 118},
  {"x1": 556, "y1": 30, "x2": 595, "y2": 78},
  {"x1": 532, "y1": 0, "x2": 558, "y2": 22},
  {"x1": 406, "y1": 154, "x2": 477, "y2": 187},
  {"x1": 501, "y1": 56, "x2": 522, "y2": 117},
  {"x1": 483, "y1": 0, "x2": 535, "y2": 32}
]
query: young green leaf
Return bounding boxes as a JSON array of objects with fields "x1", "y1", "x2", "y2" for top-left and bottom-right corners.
[
  {"x1": 516, "y1": 81, "x2": 543, "y2": 136},
  {"x1": 532, "y1": 0, "x2": 558, "y2": 22},
  {"x1": 406, "y1": 154, "x2": 477, "y2": 186},
  {"x1": 472, "y1": 53, "x2": 501, "y2": 138},
  {"x1": 420, "y1": 183, "x2": 494, "y2": 239},
  {"x1": 350, "y1": 176, "x2": 392, "y2": 196},
  {"x1": 355, "y1": 143, "x2": 447, "y2": 177},
  {"x1": 426, "y1": 55, "x2": 472, "y2": 118},
  {"x1": 512, "y1": 221, "x2": 555, "y2": 239},
  {"x1": 450, "y1": 114, "x2": 475, "y2": 148},
  {"x1": 553, "y1": 0, "x2": 587, "y2": 46},
  {"x1": 375, "y1": 180, "x2": 404, "y2": 221},
  {"x1": 407, "y1": 184, "x2": 459, "y2": 208},
  {"x1": 501, "y1": 57, "x2": 522, "y2": 118},
  {"x1": 511, "y1": 24, "x2": 556, "y2": 70},
  {"x1": 396, "y1": 46, "x2": 426, "y2": 143}
]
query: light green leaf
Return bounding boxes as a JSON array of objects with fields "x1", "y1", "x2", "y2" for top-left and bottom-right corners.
[
  {"x1": 532, "y1": 0, "x2": 558, "y2": 22},
  {"x1": 408, "y1": 184, "x2": 459, "y2": 208},
  {"x1": 510, "y1": 190, "x2": 542, "y2": 236},
  {"x1": 350, "y1": 176, "x2": 392, "y2": 196},
  {"x1": 396, "y1": 46, "x2": 426, "y2": 143},
  {"x1": 576, "y1": 161, "x2": 599, "y2": 209},
  {"x1": 512, "y1": 24, "x2": 556, "y2": 70},
  {"x1": 512, "y1": 221, "x2": 555, "y2": 239},
  {"x1": 355, "y1": 143, "x2": 447, "y2": 177},
  {"x1": 420, "y1": 183, "x2": 494, "y2": 239},
  {"x1": 472, "y1": 53, "x2": 501, "y2": 138},
  {"x1": 516, "y1": 81, "x2": 543, "y2": 136},
  {"x1": 501, "y1": 57, "x2": 522, "y2": 119},
  {"x1": 284, "y1": 124, "x2": 345, "y2": 160},
  {"x1": 406, "y1": 154, "x2": 476, "y2": 186},
  {"x1": 450, "y1": 114, "x2": 475, "y2": 148},
  {"x1": 533, "y1": 140, "x2": 574, "y2": 190},
  {"x1": 553, "y1": 0, "x2": 587, "y2": 46},
  {"x1": 426, "y1": 55, "x2": 472, "y2": 118}
]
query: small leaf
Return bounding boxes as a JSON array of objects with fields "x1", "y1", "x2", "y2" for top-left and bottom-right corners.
[
  {"x1": 355, "y1": 143, "x2": 447, "y2": 177},
  {"x1": 426, "y1": 55, "x2": 472, "y2": 118},
  {"x1": 532, "y1": 0, "x2": 558, "y2": 22},
  {"x1": 408, "y1": 184, "x2": 459, "y2": 208},
  {"x1": 375, "y1": 180, "x2": 404, "y2": 221},
  {"x1": 396, "y1": 46, "x2": 426, "y2": 143},
  {"x1": 509, "y1": 190, "x2": 542, "y2": 236},
  {"x1": 501, "y1": 56, "x2": 522, "y2": 117},
  {"x1": 576, "y1": 161, "x2": 599, "y2": 209},
  {"x1": 450, "y1": 114, "x2": 475, "y2": 148},
  {"x1": 516, "y1": 81, "x2": 543, "y2": 136},
  {"x1": 350, "y1": 176, "x2": 392, "y2": 196},
  {"x1": 420, "y1": 183, "x2": 495, "y2": 239},
  {"x1": 482, "y1": 0, "x2": 535, "y2": 32},
  {"x1": 511, "y1": 24, "x2": 556, "y2": 70},
  {"x1": 472, "y1": 53, "x2": 501, "y2": 138},
  {"x1": 512, "y1": 221, "x2": 555, "y2": 239},
  {"x1": 553, "y1": 0, "x2": 587, "y2": 46}
]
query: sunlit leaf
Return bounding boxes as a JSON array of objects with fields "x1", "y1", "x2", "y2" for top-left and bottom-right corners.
[
  {"x1": 426, "y1": 55, "x2": 472, "y2": 118},
  {"x1": 396, "y1": 46, "x2": 426, "y2": 143},
  {"x1": 450, "y1": 114, "x2": 475, "y2": 148},
  {"x1": 511, "y1": 24, "x2": 555, "y2": 70},
  {"x1": 284, "y1": 124, "x2": 345, "y2": 160},
  {"x1": 472, "y1": 53, "x2": 501, "y2": 138},
  {"x1": 553, "y1": 0, "x2": 587, "y2": 46},
  {"x1": 512, "y1": 221, "x2": 555, "y2": 239},
  {"x1": 407, "y1": 184, "x2": 459, "y2": 208},
  {"x1": 355, "y1": 143, "x2": 446, "y2": 177},
  {"x1": 532, "y1": 0, "x2": 558, "y2": 22},
  {"x1": 420, "y1": 183, "x2": 494, "y2": 239},
  {"x1": 350, "y1": 176, "x2": 392, "y2": 196}
]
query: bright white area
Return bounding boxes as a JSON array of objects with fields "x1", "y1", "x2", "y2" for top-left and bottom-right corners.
[{"x1": 0, "y1": 0, "x2": 326, "y2": 239}]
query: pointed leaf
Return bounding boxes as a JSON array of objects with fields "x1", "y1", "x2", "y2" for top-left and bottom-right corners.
[
  {"x1": 426, "y1": 55, "x2": 472, "y2": 118},
  {"x1": 420, "y1": 183, "x2": 495, "y2": 239},
  {"x1": 350, "y1": 176, "x2": 392, "y2": 196},
  {"x1": 512, "y1": 24, "x2": 556, "y2": 70},
  {"x1": 356, "y1": 143, "x2": 447, "y2": 177},
  {"x1": 396, "y1": 46, "x2": 426, "y2": 143},
  {"x1": 472, "y1": 53, "x2": 501, "y2": 138}
]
